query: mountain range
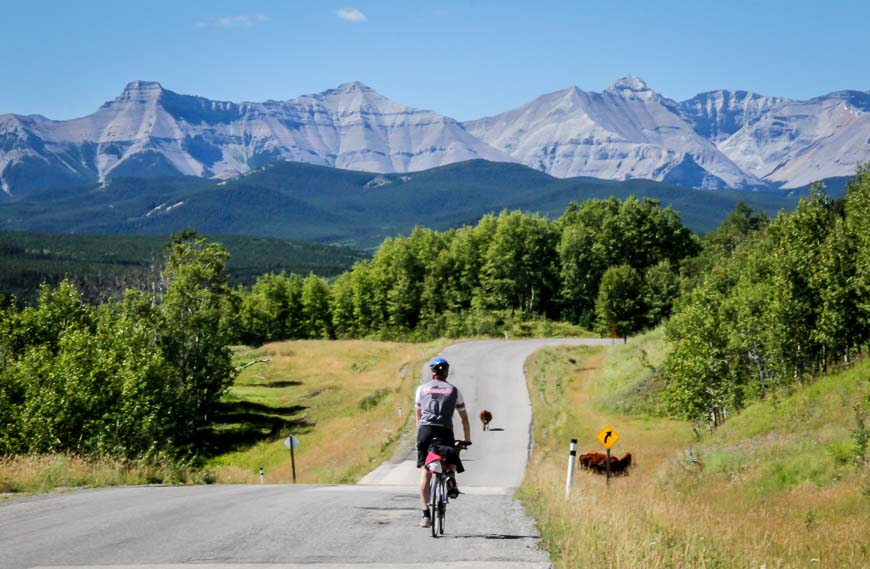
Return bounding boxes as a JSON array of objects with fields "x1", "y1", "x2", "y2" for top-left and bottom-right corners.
[
  {"x1": 0, "y1": 160, "x2": 819, "y2": 249},
  {"x1": 1, "y1": 77, "x2": 868, "y2": 197}
]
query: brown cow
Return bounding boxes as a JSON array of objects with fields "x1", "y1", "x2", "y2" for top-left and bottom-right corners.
[
  {"x1": 610, "y1": 452, "x2": 633, "y2": 476},
  {"x1": 580, "y1": 451, "x2": 632, "y2": 475},
  {"x1": 479, "y1": 409, "x2": 492, "y2": 431},
  {"x1": 589, "y1": 454, "x2": 609, "y2": 475},
  {"x1": 579, "y1": 451, "x2": 607, "y2": 470}
]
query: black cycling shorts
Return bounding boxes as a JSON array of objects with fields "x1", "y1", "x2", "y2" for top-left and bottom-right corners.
[{"x1": 416, "y1": 424, "x2": 455, "y2": 468}]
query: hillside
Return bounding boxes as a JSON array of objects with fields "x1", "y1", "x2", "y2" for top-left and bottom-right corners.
[
  {"x1": 0, "y1": 231, "x2": 367, "y2": 305},
  {"x1": 521, "y1": 330, "x2": 869, "y2": 567},
  {"x1": 0, "y1": 160, "x2": 832, "y2": 249}
]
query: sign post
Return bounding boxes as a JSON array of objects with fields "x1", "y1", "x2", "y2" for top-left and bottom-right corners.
[
  {"x1": 596, "y1": 425, "x2": 619, "y2": 486},
  {"x1": 608, "y1": 323, "x2": 618, "y2": 345},
  {"x1": 284, "y1": 435, "x2": 299, "y2": 483}
]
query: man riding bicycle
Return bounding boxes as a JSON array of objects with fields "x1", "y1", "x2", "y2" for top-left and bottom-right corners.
[{"x1": 415, "y1": 356, "x2": 471, "y2": 528}]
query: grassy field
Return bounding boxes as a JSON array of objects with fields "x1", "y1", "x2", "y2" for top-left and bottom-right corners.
[
  {"x1": 204, "y1": 339, "x2": 449, "y2": 484},
  {"x1": 3, "y1": 331, "x2": 867, "y2": 569},
  {"x1": 0, "y1": 339, "x2": 448, "y2": 494},
  {"x1": 0, "y1": 455, "x2": 209, "y2": 494},
  {"x1": 519, "y1": 329, "x2": 870, "y2": 568}
]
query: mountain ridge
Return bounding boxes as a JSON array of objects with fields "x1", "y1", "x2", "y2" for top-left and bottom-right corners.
[
  {"x1": 1, "y1": 78, "x2": 868, "y2": 196},
  {"x1": 0, "y1": 158, "x2": 828, "y2": 249}
]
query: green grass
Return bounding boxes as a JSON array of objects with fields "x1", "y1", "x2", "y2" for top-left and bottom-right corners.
[
  {"x1": 202, "y1": 339, "x2": 450, "y2": 484},
  {"x1": 0, "y1": 454, "x2": 210, "y2": 495},
  {"x1": 519, "y1": 330, "x2": 870, "y2": 568},
  {"x1": 715, "y1": 363, "x2": 868, "y2": 442},
  {"x1": 682, "y1": 361, "x2": 870, "y2": 496},
  {"x1": 588, "y1": 327, "x2": 670, "y2": 416}
]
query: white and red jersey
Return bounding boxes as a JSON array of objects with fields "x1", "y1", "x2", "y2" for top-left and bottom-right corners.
[{"x1": 415, "y1": 379, "x2": 466, "y2": 429}]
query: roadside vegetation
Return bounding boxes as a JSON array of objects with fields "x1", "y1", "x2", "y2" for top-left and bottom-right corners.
[
  {"x1": 205, "y1": 339, "x2": 446, "y2": 484},
  {"x1": 520, "y1": 334, "x2": 869, "y2": 568},
  {"x1": 0, "y1": 337, "x2": 445, "y2": 493},
  {"x1": 1, "y1": 163, "x2": 867, "y2": 527},
  {"x1": 515, "y1": 167, "x2": 870, "y2": 567},
  {"x1": 0, "y1": 231, "x2": 238, "y2": 474},
  {"x1": 0, "y1": 454, "x2": 207, "y2": 494}
]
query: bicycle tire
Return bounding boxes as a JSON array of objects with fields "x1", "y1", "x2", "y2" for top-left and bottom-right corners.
[
  {"x1": 434, "y1": 477, "x2": 445, "y2": 536},
  {"x1": 438, "y1": 498, "x2": 446, "y2": 535},
  {"x1": 429, "y1": 477, "x2": 439, "y2": 538}
]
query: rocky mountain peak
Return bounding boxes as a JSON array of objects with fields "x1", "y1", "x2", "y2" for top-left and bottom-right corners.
[
  {"x1": 2, "y1": 77, "x2": 868, "y2": 196},
  {"x1": 313, "y1": 81, "x2": 378, "y2": 101},
  {"x1": 121, "y1": 80, "x2": 164, "y2": 94},
  {"x1": 335, "y1": 81, "x2": 373, "y2": 93},
  {"x1": 607, "y1": 76, "x2": 654, "y2": 96},
  {"x1": 821, "y1": 89, "x2": 870, "y2": 112},
  {"x1": 115, "y1": 80, "x2": 165, "y2": 104}
]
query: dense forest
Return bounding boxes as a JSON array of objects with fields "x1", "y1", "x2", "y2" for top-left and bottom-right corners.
[
  {"x1": 0, "y1": 232, "x2": 237, "y2": 458},
  {"x1": 663, "y1": 168, "x2": 870, "y2": 432},
  {"x1": 0, "y1": 160, "x2": 824, "y2": 249},
  {"x1": 228, "y1": 195, "x2": 698, "y2": 344},
  {"x1": 1, "y1": 168, "x2": 867, "y2": 462},
  {"x1": 0, "y1": 231, "x2": 366, "y2": 305}
]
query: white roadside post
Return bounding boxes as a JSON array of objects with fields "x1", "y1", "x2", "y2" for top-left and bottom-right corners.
[
  {"x1": 259, "y1": 467, "x2": 265, "y2": 485},
  {"x1": 565, "y1": 438, "x2": 577, "y2": 499}
]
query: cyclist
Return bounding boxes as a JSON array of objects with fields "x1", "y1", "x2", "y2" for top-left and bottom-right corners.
[{"x1": 415, "y1": 356, "x2": 471, "y2": 528}]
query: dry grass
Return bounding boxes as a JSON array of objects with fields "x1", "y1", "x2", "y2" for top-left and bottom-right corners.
[
  {"x1": 0, "y1": 454, "x2": 205, "y2": 495},
  {"x1": 520, "y1": 338, "x2": 870, "y2": 568},
  {"x1": 0, "y1": 338, "x2": 449, "y2": 494},
  {"x1": 207, "y1": 338, "x2": 449, "y2": 484}
]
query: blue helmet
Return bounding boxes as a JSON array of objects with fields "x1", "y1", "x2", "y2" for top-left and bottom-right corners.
[{"x1": 429, "y1": 357, "x2": 450, "y2": 378}]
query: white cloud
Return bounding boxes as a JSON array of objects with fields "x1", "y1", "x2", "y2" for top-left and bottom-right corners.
[
  {"x1": 336, "y1": 8, "x2": 367, "y2": 22},
  {"x1": 196, "y1": 14, "x2": 268, "y2": 29}
]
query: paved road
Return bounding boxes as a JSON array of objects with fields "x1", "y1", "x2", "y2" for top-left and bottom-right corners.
[{"x1": 1, "y1": 338, "x2": 610, "y2": 569}]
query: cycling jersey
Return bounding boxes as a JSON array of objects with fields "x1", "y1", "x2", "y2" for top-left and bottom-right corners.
[{"x1": 415, "y1": 379, "x2": 465, "y2": 429}]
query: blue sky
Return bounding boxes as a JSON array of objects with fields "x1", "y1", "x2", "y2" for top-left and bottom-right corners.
[{"x1": 3, "y1": 0, "x2": 868, "y2": 122}]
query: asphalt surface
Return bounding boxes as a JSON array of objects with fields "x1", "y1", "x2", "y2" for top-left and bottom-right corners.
[{"x1": 1, "y1": 338, "x2": 611, "y2": 569}]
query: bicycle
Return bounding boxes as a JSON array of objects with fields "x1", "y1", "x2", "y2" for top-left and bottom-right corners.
[{"x1": 424, "y1": 439, "x2": 470, "y2": 538}]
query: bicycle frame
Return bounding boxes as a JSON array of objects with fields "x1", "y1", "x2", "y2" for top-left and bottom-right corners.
[{"x1": 424, "y1": 440, "x2": 468, "y2": 538}]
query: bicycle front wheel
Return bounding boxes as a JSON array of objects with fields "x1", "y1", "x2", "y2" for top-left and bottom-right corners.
[
  {"x1": 438, "y1": 496, "x2": 446, "y2": 535},
  {"x1": 429, "y1": 477, "x2": 439, "y2": 538},
  {"x1": 433, "y1": 477, "x2": 445, "y2": 536}
]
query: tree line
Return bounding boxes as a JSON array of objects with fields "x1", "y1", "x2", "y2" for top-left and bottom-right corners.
[
  {"x1": 0, "y1": 197, "x2": 698, "y2": 460},
  {"x1": 0, "y1": 231, "x2": 365, "y2": 306},
  {"x1": 3, "y1": 169, "x2": 867, "y2": 460},
  {"x1": 0, "y1": 231, "x2": 236, "y2": 459},
  {"x1": 227, "y1": 196, "x2": 699, "y2": 344},
  {"x1": 663, "y1": 168, "x2": 870, "y2": 431}
]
